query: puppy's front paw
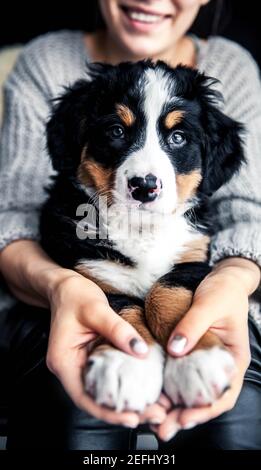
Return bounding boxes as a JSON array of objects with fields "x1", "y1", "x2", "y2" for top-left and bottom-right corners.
[
  {"x1": 164, "y1": 347, "x2": 235, "y2": 407},
  {"x1": 84, "y1": 344, "x2": 165, "y2": 412}
]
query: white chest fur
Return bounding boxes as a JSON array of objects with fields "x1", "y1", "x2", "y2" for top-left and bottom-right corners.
[{"x1": 78, "y1": 206, "x2": 200, "y2": 298}]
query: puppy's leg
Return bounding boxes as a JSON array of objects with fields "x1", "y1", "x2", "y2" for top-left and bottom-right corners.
[
  {"x1": 84, "y1": 294, "x2": 165, "y2": 412},
  {"x1": 145, "y1": 262, "x2": 235, "y2": 407}
]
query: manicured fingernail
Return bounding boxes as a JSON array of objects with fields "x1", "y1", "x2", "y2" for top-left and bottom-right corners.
[
  {"x1": 169, "y1": 335, "x2": 187, "y2": 354},
  {"x1": 122, "y1": 421, "x2": 138, "y2": 429},
  {"x1": 162, "y1": 424, "x2": 181, "y2": 441},
  {"x1": 150, "y1": 417, "x2": 163, "y2": 425},
  {"x1": 183, "y1": 421, "x2": 197, "y2": 430},
  {"x1": 130, "y1": 338, "x2": 148, "y2": 354}
]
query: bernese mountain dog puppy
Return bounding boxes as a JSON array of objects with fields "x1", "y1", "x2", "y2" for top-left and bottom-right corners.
[{"x1": 41, "y1": 60, "x2": 244, "y2": 412}]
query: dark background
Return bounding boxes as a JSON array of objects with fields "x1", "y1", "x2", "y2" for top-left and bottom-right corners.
[{"x1": 0, "y1": 0, "x2": 260, "y2": 67}]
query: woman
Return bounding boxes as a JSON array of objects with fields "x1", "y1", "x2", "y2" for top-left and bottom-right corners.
[{"x1": 0, "y1": 0, "x2": 260, "y2": 450}]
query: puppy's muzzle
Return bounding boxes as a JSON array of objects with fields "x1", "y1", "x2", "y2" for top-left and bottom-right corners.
[{"x1": 128, "y1": 173, "x2": 162, "y2": 203}]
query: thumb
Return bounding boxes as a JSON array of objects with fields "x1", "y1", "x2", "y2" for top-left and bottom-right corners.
[
  {"x1": 167, "y1": 303, "x2": 213, "y2": 357},
  {"x1": 88, "y1": 303, "x2": 149, "y2": 358}
]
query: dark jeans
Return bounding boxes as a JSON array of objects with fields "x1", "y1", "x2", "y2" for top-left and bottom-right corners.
[{"x1": 1, "y1": 302, "x2": 261, "y2": 450}]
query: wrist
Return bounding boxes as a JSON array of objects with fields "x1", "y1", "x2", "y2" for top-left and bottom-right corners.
[
  {"x1": 25, "y1": 248, "x2": 84, "y2": 305},
  {"x1": 48, "y1": 270, "x2": 109, "y2": 323},
  {"x1": 211, "y1": 257, "x2": 261, "y2": 296},
  {"x1": 14, "y1": 240, "x2": 79, "y2": 305},
  {"x1": 36, "y1": 265, "x2": 80, "y2": 304}
]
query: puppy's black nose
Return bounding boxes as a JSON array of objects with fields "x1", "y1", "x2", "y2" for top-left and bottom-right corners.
[{"x1": 128, "y1": 173, "x2": 162, "y2": 203}]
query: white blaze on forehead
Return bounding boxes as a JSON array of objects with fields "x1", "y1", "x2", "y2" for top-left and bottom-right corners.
[
  {"x1": 143, "y1": 68, "x2": 174, "y2": 124},
  {"x1": 114, "y1": 67, "x2": 179, "y2": 214},
  {"x1": 138, "y1": 68, "x2": 176, "y2": 176}
]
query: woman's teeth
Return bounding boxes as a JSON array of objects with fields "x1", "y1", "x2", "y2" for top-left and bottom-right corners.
[{"x1": 126, "y1": 9, "x2": 164, "y2": 23}]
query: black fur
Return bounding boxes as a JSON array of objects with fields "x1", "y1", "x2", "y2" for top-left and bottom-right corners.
[
  {"x1": 41, "y1": 61, "x2": 245, "y2": 292},
  {"x1": 40, "y1": 177, "x2": 134, "y2": 268},
  {"x1": 159, "y1": 262, "x2": 212, "y2": 292},
  {"x1": 106, "y1": 294, "x2": 144, "y2": 313}
]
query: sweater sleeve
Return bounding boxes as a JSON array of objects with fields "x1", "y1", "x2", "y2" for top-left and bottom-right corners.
[
  {"x1": 208, "y1": 45, "x2": 261, "y2": 269},
  {"x1": 0, "y1": 47, "x2": 56, "y2": 251}
]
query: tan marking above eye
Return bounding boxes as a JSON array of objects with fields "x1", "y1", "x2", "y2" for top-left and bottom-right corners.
[
  {"x1": 116, "y1": 103, "x2": 135, "y2": 127},
  {"x1": 176, "y1": 170, "x2": 202, "y2": 203},
  {"x1": 165, "y1": 110, "x2": 185, "y2": 129}
]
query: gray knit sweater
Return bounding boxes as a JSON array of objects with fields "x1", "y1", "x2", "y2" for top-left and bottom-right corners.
[{"x1": 0, "y1": 31, "x2": 261, "y2": 325}]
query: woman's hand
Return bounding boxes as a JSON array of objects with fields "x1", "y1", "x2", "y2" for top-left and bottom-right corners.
[
  {"x1": 0, "y1": 240, "x2": 166, "y2": 427},
  {"x1": 47, "y1": 271, "x2": 167, "y2": 428},
  {"x1": 151, "y1": 257, "x2": 260, "y2": 441}
]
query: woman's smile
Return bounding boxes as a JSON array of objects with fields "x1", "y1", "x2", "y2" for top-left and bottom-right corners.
[
  {"x1": 97, "y1": 0, "x2": 206, "y2": 60},
  {"x1": 119, "y1": 2, "x2": 174, "y2": 33}
]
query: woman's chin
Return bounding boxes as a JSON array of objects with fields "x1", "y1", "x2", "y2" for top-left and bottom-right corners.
[{"x1": 115, "y1": 33, "x2": 172, "y2": 59}]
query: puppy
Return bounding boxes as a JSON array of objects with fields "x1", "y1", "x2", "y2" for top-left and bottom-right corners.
[{"x1": 41, "y1": 60, "x2": 244, "y2": 412}]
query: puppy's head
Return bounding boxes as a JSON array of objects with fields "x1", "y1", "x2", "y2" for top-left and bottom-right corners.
[{"x1": 47, "y1": 61, "x2": 245, "y2": 213}]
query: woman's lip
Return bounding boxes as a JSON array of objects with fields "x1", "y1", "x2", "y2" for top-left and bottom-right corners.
[{"x1": 120, "y1": 4, "x2": 172, "y2": 18}]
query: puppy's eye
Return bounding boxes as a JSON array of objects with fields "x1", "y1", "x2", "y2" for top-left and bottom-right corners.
[
  {"x1": 170, "y1": 131, "x2": 186, "y2": 146},
  {"x1": 106, "y1": 124, "x2": 125, "y2": 140}
]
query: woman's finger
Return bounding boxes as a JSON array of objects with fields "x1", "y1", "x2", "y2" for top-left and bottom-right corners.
[
  {"x1": 86, "y1": 303, "x2": 150, "y2": 358},
  {"x1": 139, "y1": 393, "x2": 172, "y2": 424},
  {"x1": 54, "y1": 350, "x2": 140, "y2": 428},
  {"x1": 151, "y1": 409, "x2": 182, "y2": 442},
  {"x1": 167, "y1": 271, "x2": 248, "y2": 358},
  {"x1": 155, "y1": 364, "x2": 246, "y2": 442},
  {"x1": 167, "y1": 301, "x2": 219, "y2": 357},
  {"x1": 139, "y1": 403, "x2": 167, "y2": 425},
  {"x1": 177, "y1": 373, "x2": 244, "y2": 429},
  {"x1": 157, "y1": 393, "x2": 173, "y2": 410},
  {"x1": 76, "y1": 392, "x2": 140, "y2": 428}
]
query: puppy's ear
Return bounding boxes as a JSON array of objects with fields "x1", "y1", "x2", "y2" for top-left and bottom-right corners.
[
  {"x1": 199, "y1": 86, "x2": 245, "y2": 195},
  {"x1": 47, "y1": 79, "x2": 92, "y2": 173},
  {"x1": 47, "y1": 63, "x2": 117, "y2": 174}
]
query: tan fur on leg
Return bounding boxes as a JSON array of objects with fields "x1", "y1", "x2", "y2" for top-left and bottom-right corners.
[
  {"x1": 146, "y1": 284, "x2": 225, "y2": 353},
  {"x1": 145, "y1": 285, "x2": 193, "y2": 347},
  {"x1": 89, "y1": 305, "x2": 155, "y2": 356}
]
